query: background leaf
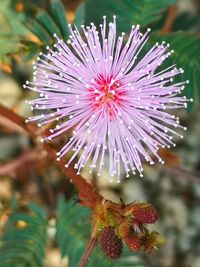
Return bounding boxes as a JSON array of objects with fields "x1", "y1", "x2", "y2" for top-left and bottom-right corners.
[
  {"x1": 84, "y1": 0, "x2": 176, "y2": 32},
  {"x1": 172, "y1": 12, "x2": 200, "y2": 31},
  {"x1": 36, "y1": 11, "x2": 62, "y2": 37},
  {"x1": 0, "y1": 204, "x2": 48, "y2": 267},
  {"x1": 0, "y1": 0, "x2": 27, "y2": 60},
  {"x1": 26, "y1": 0, "x2": 68, "y2": 42},
  {"x1": 148, "y1": 32, "x2": 200, "y2": 111},
  {"x1": 74, "y1": 3, "x2": 85, "y2": 29},
  {"x1": 49, "y1": 0, "x2": 68, "y2": 40}
]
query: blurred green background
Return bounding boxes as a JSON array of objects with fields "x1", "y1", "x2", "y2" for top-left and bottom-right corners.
[{"x1": 0, "y1": 1, "x2": 200, "y2": 267}]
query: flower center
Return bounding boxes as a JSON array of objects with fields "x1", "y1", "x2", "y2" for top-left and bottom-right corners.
[
  {"x1": 89, "y1": 76, "x2": 122, "y2": 117},
  {"x1": 100, "y1": 84, "x2": 115, "y2": 103}
]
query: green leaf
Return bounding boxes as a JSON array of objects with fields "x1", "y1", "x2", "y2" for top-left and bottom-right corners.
[
  {"x1": 49, "y1": 0, "x2": 68, "y2": 40},
  {"x1": 0, "y1": 204, "x2": 48, "y2": 267},
  {"x1": 85, "y1": 0, "x2": 175, "y2": 32},
  {"x1": 0, "y1": 0, "x2": 27, "y2": 36},
  {"x1": 22, "y1": 41, "x2": 41, "y2": 61},
  {"x1": 172, "y1": 12, "x2": 200, "y2": 31},
  {"x1": 56, "y1": 196, "x2": 144, "y2": 267},
  {"x1": 74, "y1": 3, "x2": 85, "y2": 29},
  {"x1": 0, "y1": 0, "x2": 27, "y2": 59},
  {"x1": 36, "y1": 10, "x2": 62, "y2": 37},
  {"x1": 0, "y1": 36, "x2": 20, "y2": 56},
  {"x1": 149, "y1": 32, "x2": 200, "y2": 111},
  {"x1": 23, "y1": 0, "x2": 68, "y2": 60},
  {"x1": 26, "y1": 0, "x2": 68, "y2": 42},
  {"x1": 26, "y1": 20, "x2": 51, "y2": 45}
]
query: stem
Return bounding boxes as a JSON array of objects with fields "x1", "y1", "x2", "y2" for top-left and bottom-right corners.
[
  {"x1": 0, "y1": 147, "x2": 40, "y2": 177},
  {"x1": 0, "y1": 104, "x2": 103, "y2": 266},
  {"x1": 77, "y1": 237, "x2": 97, "y2": 267},
  {"x1": 41, "y1": 170, "x2": 55, "y2": 208},
  {"x1": 0, "y1": 104, "x2": 35, "y2": 136},
  {"x1": 161, "y1": 4, "x2": 177, "y2": 33},
  {"x1": 0, "y1": 104, "x2": 103, "y2": 208},
  {"x1": 43, "y1": 143, "x2": 103, "y2": 208},
  {"x1": 160, "y1": 165, "x2": 200, "y2": 183}
]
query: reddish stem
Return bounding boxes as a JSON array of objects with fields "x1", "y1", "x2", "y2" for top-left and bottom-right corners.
[
  {"x1": 0, "y1": 147, "x2": 40, "y2": 177},
  {"x1": 159, "y1": 166, "x2": 200, "y2": 183},
  {"x1": 0, "y1": 104, "x2": 35, "y2": 136},
  {"x1": 43, "y1": 143, "x2": 103, "y2": 208},
  {"x1": 0, "y1": 104, "x2": 102, "y2": 208},
  {"x1": 77, "y1": 237, "x2": 97, "y2": 267},
  {"x1": 161, "y1": 4, "x2": 177, "y2": 33}
]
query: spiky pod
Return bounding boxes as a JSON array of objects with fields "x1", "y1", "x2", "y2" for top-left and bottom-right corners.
[
  {"x1": 98, "y1": 226, "x2": 123, "y2": 259},
  {"x1": 141, "y1": 230, "x2": 164, "y2": 252},
  {"x1": 133, "y1": 205, "x2": 158, "y2": 224},
  {"x1": 124, "y1": 234, "x2": 141, "y2": 252}
]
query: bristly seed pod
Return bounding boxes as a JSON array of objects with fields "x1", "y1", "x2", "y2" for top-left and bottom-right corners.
[
  {"x1": 124, "y1": 235, "x2": 141, "y2": 252},
  {"x1": 117, "y1": 221, "x2": 130, "y2": 238},
  {"x1": 98, "y1": 226, "x2": 123, "y2": 259},
  {"x1": 133, "y1": 206, "x2": 158, "y2": 224}
]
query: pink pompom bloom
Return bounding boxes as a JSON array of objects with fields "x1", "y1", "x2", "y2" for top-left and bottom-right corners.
[{"x1": 25, "y1": 16, "x2": 190, "y2": 180}]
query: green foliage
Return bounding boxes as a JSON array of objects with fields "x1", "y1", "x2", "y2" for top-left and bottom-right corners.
[
  {"x1": 172, "y1": 13, "x2": 200, "y2": 31},
  {"x1": 0, "y1": 204, "x2": 48, "y2": 267},
  {"x1": 27, "y1": 0, "x2": 68, "y2": 42},
  {"x1": 22, "y1": 40, "x2": 43, "y2": 61},
  {"x1": 148, "y1": 32, "x2": 200, "y2": 111},
  {"x1": 49, "y1": 0, "x2": 68, "y2": 40},
  {"x1": 84, "y1": 0, "x2": 175, "y2": 32},
  {"x1": 36, "y1": 11, "x2": 62, "y2": 38},
  {"x1": 74, "y1": 3, "x2": 85, "y2": 29},
  {"x1": 11, "y1": 0, "x2": 48, "y2": 14},
  {"x1": 0, "y1": 0, "x2": 27, "y2": 61},
  {"x1": 56, "y1": 196, "x2": 144, "y2": 267},
  {"x1": 25, "y1": 0, "x2": 68, "y2": 58}
]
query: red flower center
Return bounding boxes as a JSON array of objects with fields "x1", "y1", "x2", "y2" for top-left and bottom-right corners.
[{"x1": 89, "y1": 75, "x2": 122, "y2": 117}]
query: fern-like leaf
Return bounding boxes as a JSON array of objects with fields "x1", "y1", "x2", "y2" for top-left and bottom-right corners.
[
  {"x1": 149, "y1": 32, "x2": 200, "y2": 111},
  {"x1": 24, "y1": 0, "x2": 68, "y2": 60},
  {"x1": 74, "y1": 3, "x2": 85, "y2": 30},
  {"x1": 56, "y1": 196, "x2": 145, "y2": 267},
  {"x1": 85, "y1": 0, "x2": 175, "y2": 33},
  {"x1": 0, "y1": 203, "x2": 48, "y2": 267},
  {"x1": 25, "y1": 0, "x2": 68, "y2": 45},
  {"x1": 49, "y1": 0, "x2": 68, "y2": 40},
  {"x1": 0, "y1": 0, "x2": 27, "y2": 64}
]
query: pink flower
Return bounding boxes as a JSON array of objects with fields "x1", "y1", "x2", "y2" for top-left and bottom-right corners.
[{"x1": 25, "y1": 16, "x2": 190, "y2": 180}]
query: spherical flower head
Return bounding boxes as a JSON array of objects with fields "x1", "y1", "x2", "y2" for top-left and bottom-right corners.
[{"x1": 25, "y1": 16, "x2": 189, "y2": 180}]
